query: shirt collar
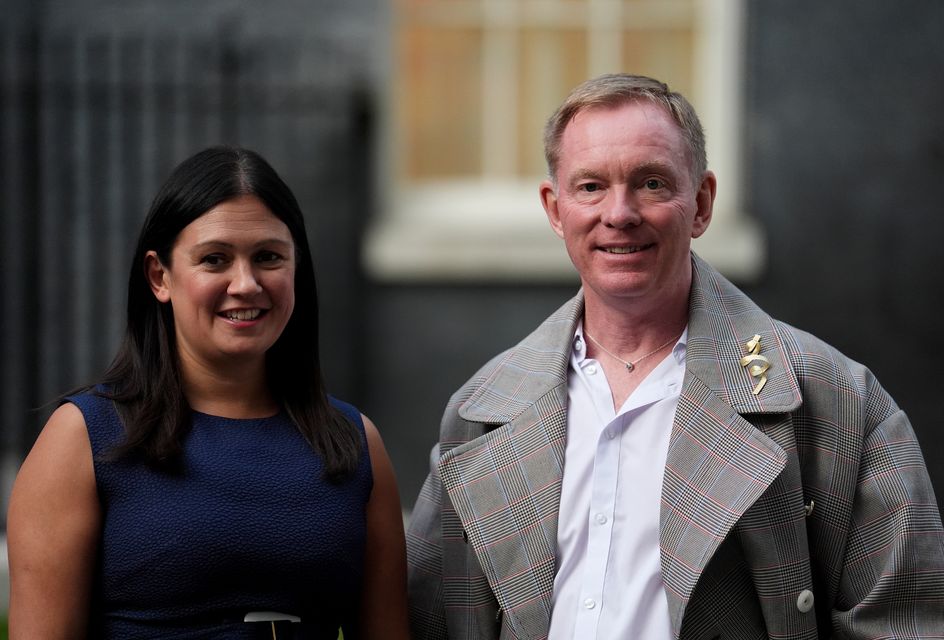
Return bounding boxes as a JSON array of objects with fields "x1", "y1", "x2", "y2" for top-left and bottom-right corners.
[{"x1": 572, "y1": 320, "x2": 688, "y2": 367}]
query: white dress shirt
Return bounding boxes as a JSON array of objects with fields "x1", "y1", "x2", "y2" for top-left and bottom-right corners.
[{"x1": 548, "y1": 323, "x2": 687, "y2": 640}]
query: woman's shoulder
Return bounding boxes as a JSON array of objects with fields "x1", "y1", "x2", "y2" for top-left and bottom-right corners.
[
  {"x1": 327, "y1": 395, "x2": 363, "y2": 428},
  {"x1": 60, "y1": 385, "x2": 124, "y2": 453}
]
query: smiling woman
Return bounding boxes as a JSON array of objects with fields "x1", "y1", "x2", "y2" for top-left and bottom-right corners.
[
  {"x1": 144, "y1": 195, "x2": 298, "y2": 390},
  {"x1": 6, "y1": 147, "x2": 409, "y2": 639}
]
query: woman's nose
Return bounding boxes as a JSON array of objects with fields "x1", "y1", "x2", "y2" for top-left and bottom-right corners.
[{"x1": 228, "y1": 261, "x2": 263, "y2": 296}]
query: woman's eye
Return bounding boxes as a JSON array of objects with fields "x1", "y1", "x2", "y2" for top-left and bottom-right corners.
[
  {"x1": 256, "y1": 251, "x2": 282, "y2": 264},
  {"x1": 201, "y1": 254, "x2": 226, "y2": 266}
]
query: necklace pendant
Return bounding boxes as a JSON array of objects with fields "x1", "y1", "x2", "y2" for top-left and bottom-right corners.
[{"x1": 625, "y1": 362, "x2": 634, "y2": 372}]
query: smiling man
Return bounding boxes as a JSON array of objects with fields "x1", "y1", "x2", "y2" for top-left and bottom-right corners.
[{"x1": 406, "y1": 74, "x2": 944, "y2": 639}]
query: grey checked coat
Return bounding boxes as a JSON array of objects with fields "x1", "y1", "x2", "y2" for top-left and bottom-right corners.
[{"x1": 406, "y1": 254, "x2": 944, "y2": 639}]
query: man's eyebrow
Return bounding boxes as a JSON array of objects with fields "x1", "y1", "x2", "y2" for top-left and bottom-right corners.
[
  {"x1": 566, "y1": 169, "x2": 602, "y2": 189},
  {"x1": 629, "y1": 160, "x2": 675, "y2": 175}
]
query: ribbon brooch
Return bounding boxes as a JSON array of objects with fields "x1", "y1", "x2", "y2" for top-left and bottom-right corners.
[{"x1": 740, "y1": 334, "x2": 770, "y2": 395}]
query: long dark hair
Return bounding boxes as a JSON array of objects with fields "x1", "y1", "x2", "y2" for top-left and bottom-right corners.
[{"x1": 96, "y1": 146, "x2": 360, "y2": 480}]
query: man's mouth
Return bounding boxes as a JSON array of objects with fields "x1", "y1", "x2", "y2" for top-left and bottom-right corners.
[
  {"x1": 602, "y1": 243, "x2": 654, "y2": 254},
  {"x1": 220, "y1": 309, "x2": 266, "y2": 321}
]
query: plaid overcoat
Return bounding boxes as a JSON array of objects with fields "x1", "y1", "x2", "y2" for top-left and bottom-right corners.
[{"x1": 406, "y1": 254, "x2": 944, "y2": 639}]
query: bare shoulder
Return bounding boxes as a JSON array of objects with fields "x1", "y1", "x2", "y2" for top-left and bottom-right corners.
[
  {"x1": 9, "y1": 401, "x2": 98, "y2": 518},
  {"x1": 17, "y1": 403, "x2": 94, "y2": 477},
  {"x1": 7, "y1": 402, "x2": 101, "y2": 638},
  {"x1": 360, "y1": 413, "x2": 397, "y2": 479},
  {"x1": 360, "y1": 413, "x2": 384, "y2": 452}
]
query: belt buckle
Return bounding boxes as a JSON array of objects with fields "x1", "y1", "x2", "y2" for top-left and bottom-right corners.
[{"x1": 243, "y1": 611, "x2": 302, "y2": 640}]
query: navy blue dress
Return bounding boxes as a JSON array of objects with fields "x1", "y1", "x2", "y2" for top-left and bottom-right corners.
[{"x1": 67, "y1": 390, "x2": 372, "y2": 639}]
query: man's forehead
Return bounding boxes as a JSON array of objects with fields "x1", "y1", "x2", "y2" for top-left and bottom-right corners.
[
  {"x1": 556, "y1": 99, "x2": 694, "y2": 178},
  {"x1": 560, "y1": 102, "x2": 684, "y2": 155},
  {"x1": 565, "y1": 98, "x2": 676, "y2": 133}
]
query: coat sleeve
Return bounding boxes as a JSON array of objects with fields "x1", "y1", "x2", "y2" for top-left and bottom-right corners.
[
  {"x1": 830, "y1": 405, "x2": 944, "y2": 637},
  {"x1": 407, "y1": 443, "x2": 450, "y2": 639}
]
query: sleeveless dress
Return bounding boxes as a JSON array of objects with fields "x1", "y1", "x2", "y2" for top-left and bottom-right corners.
[{"x1": 66, "y1": 389, "x2": 373, "y2": 640}]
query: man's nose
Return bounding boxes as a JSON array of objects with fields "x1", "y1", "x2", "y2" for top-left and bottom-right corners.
[
  {"x1": 600, "y1": 189, "x2": 642, "y2": 228},
  {"x1": 228, "y1": 260, "x2": 263, "y2": 296}
]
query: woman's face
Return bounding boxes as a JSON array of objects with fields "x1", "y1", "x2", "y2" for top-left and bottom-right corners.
[{"x1": 146, "y1": 195, "x2": 296, "y2": 373}]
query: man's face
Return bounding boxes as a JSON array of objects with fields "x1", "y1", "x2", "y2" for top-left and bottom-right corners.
[{"x1": 540, "y1": 100, "x2": 714, "y2": 312}]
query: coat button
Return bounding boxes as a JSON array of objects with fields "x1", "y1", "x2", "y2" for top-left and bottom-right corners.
[{"x1": 796, "y1": 589, "x2": 814, "y2": 613}]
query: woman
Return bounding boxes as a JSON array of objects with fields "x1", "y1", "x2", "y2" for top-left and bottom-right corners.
[{"x1": 7, "y1": 146, "x2": 409, "y2": 639}]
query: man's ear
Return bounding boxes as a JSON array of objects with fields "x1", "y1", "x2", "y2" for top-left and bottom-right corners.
[
  {"x1": 540, "y1": 179, "x2": 565, "y2": 239},
  {"x1": 144, "y1": 251, "x2": 171, "y2": 303},
  {"x1": 691, "y1": 170, "x2": 716, "y2": 239}
]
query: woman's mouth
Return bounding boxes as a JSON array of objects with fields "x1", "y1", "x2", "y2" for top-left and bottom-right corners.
[{"x1": 219, "y1": 308, "x2": 266, "y2": 321}]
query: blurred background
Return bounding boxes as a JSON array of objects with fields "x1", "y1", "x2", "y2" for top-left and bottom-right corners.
[{"x1": 1, "y1": 0, "x2": 943, "y2": 615}]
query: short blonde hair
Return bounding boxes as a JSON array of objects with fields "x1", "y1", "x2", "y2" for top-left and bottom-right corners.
[{"x1": 543, "y1": 73, "x2": 707, "y2": 184}]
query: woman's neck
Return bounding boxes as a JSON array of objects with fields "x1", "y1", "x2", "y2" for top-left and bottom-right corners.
[{"x1": 178, "y1": 357, "x2": 277, "y2": 419}]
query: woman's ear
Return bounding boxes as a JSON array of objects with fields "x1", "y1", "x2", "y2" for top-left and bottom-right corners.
[{"x1": 144, "y1": 251, "x2": 171, "y2": 303}]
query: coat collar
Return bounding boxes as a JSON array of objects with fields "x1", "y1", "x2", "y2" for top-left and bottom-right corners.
[
  {"x1": 458, "y1": 254, "x2": 802, "y2": 425},
  {"x1": 685, "y1": 254, "x2": 802, "y2": 414},
  {"x1": 457, "y1": 291, "x2": 579, "y2": 425},
  {"x1": 442, "y1": 253, "x2": 803, "y2": 639}
]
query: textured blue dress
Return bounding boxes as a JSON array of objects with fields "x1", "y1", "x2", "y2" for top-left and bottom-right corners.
[{"x1": 67, "y1": 390, "x2": 373, "y2": 639}]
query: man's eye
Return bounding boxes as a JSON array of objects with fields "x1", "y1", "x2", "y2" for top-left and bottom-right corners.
[
  {"x1": 581, "y1": 183, "x2": 600, "y2": 193},
  {"x1": 644, "y1": 179, "x2": 664, "y2": 190}
]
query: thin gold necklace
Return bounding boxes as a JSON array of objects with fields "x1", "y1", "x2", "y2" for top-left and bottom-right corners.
[{"x1": 583, "y1": 330, "x2": 681, "y2": 372}]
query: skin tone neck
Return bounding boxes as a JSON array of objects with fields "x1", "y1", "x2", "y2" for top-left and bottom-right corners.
[
  {"x1": 581, "y1": 279, "x2": 689, "y2": 357},
  {"x1": 177, "y1": 350, "x2": 279, "y2": 418},
  {"x1": 582, "y1": 282, "x2": 690, "y2": 411}
]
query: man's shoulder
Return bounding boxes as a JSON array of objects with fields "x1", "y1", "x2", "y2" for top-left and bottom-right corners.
[
  {"x1": 754, "y1": 309, "x2": 898, "y2": 428},
  {"x1": 769, "y1": 316, "x2": 879, "y2": 390},
  {"x1": 693, "y1": 253, "x2": 867, "y2": 376},
  {"x1": 691, "y1": 254, "x2": 892, "y2": 415},
  {"x1": 441, "y1": 292, "x2": 582, "y2": 426}
]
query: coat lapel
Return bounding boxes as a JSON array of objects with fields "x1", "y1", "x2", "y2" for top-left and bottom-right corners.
[
  {"x1": 438, "y1": 255, "x2": 808, "y2": 638},
  {"x1": 439, "y1": 295, "x2": 581, "y2": 639},
  {"x1": 660, "y1": 256, "x2": 804, "y2": 636}
]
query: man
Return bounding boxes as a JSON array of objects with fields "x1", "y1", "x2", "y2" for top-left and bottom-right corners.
[{"x1": 406, "y1": 74, "x2": 944, "y2": 639}]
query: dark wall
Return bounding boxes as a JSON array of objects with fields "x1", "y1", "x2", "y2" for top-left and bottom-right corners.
[
  {"x1": 371, "y1": 1, "x2": 944, "y2": 515},
  {"x1": 0, "y1": 0, "x2": 381, "y2": 523},
  {"x1": 3, "y1": 0, "x2": 942, "y2": 523},
  {"x1": 744, "y1": 0, "x2": 944, "y2": 506},
  {"x1": 364, "y1": 284, "x2": 577, "y2": 505}
]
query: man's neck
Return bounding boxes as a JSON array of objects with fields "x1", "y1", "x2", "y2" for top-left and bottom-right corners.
[
  {"x1": 581, "y1": 287, "x2": 690, "y2": 411},
  {"x1": 582, "y1": 289, "x2": 690, "y2": 354}
]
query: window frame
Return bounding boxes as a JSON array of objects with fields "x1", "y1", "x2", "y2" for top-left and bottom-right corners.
[{"x1": 365, "y1": 0, "x2": 763, "y2": 282}]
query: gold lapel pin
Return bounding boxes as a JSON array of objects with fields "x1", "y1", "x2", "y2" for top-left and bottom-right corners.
[{"x1": 740, "y1": 334, "x2": 771, "y2": 395}]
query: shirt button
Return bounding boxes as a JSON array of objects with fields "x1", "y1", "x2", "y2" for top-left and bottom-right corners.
[
  {"x1": 594, "y1": 513, "x2": 607, "y2": 525},
  {"x1": 606, "y1": 429, "x2": 615, "y2": 440},
  {"x1": 796, "y1": 589, "x2": 814, "y2": 613},
  {"x1": 583, "y1": 598, "x2": 596, "y2": 610},
  {"x1": 586, "y1": 365, "x2": 597, "y2": 375}
]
